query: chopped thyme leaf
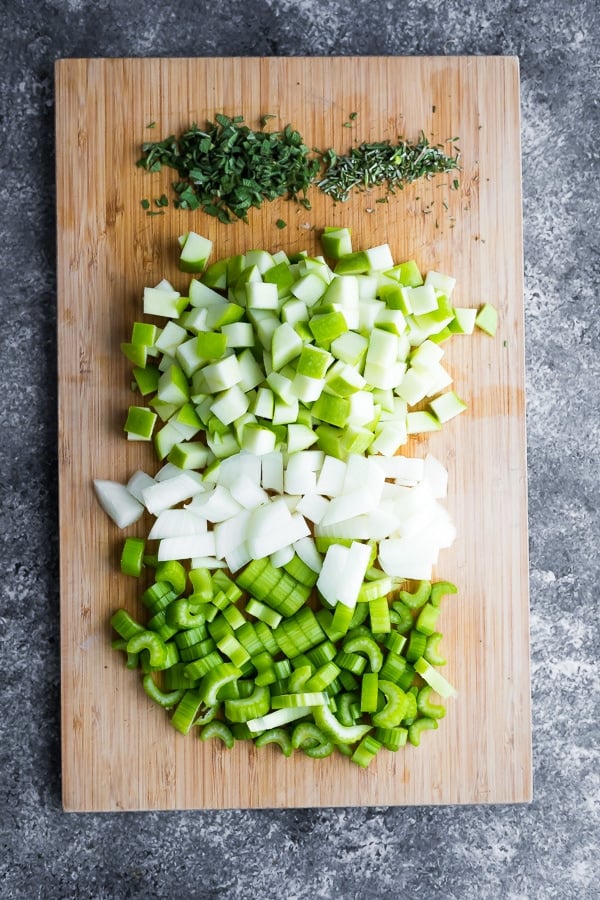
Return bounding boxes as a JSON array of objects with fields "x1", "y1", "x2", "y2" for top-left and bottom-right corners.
[
  {"x1": 275, "y1": 218, "x2": 287, "y2": 229},
  {"x1": 141, "y1": 199, "x2": 150, "y2": 210}
]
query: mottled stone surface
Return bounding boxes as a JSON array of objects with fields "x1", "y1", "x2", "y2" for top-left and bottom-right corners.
[{"x1": 0, "y1": 1, "x2": 598, "y2": 898}]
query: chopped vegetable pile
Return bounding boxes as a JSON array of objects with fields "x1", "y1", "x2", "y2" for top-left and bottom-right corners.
[
  {"x1": 97, "y1": 225, "x2": 497, "y2": 767},
  {"x1": 136, "y1": 115, "x2": 460, "y2": 222}
]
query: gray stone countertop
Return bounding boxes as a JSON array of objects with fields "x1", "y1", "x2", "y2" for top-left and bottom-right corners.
[{"x1": 1, "y1": 1, "x2": 598, "y2": 898}]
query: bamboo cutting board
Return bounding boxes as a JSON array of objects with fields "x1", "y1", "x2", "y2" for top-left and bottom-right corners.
[{"x1": 56, "y1": 57, "x2": 531, "y2": 811}]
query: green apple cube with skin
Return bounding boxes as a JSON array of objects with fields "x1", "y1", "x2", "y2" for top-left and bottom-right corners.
[{"x1": 179, "y1": 231, "x2": 213, "y2": 273}]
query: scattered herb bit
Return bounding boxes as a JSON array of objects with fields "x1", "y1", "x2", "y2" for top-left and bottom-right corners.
[
  {"x1": 349, "y1": 111, "x2": 358, "y2": 120},
  {"x1": 154, "y1": 194, "x2": 169, "y2": 208},
  {"x1": 261, "y1": 114, "x2": 277, "y2": 128},
  {"x1": 136, "y1": 114, "x2": 320, "y2": 224},
  {"x1": 146, "y1": 121, "x2": 156, "y2": 129},
  {"x1": 452, "y1": 179, "x2": 460, "y2": 190},
  {"x1": 318, "y1": 134, "x2": 460, "y2": 203},
  {"x1": 146, "y1": 210, "x2": 165, "y2": 216},
  {"x1": 276, "y1": 218, "x2": 287, "y2": 229},
  {"x1": 432, "y1": 105, "x2": 436, "y2": 113},
  {"x1": 141, "y1": 199, "x2": 150, "y2": 210},
  {"x1": 343, "y1": 122, "x2": 353, "y2": 128}
]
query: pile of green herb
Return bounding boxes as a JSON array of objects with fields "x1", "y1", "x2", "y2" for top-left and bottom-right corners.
[
  {"x1": 317, "y1": 135, "x2": 460, "y2": 202},
  {"x1": 137, "y1": 116, "x2": 460, "y2": 222},
  {"x1": 137, "y1": 114, "x2": 319, "y2": 224}
]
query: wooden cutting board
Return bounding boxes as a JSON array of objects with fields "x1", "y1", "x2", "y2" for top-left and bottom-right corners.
[{"x1": 56, "y1": 56, "x2": 531, "y2": 812}]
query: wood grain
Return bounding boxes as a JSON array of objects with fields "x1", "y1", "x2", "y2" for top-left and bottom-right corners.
[{"x1": 56, "y1": 57, "x2": 531, "y2": 811}]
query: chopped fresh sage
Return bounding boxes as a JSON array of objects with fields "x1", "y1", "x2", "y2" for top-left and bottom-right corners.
[{"x1": 137, "y1": 114, "x2": 320, "y2": 224}]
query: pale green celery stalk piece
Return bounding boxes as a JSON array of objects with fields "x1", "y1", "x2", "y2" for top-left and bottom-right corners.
[
  {"x1": 475, "y1": 303, "x2": 498, "y2": 336},
  {"x1": 413, "y1": 657, "x2": 457, "y2": 698},
  {"x1": 429, "y1": 390, "x2": 467, "y2": 423},
  {"x1": 178, "y1": 231, "x2": 213, "y2": 274}
]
